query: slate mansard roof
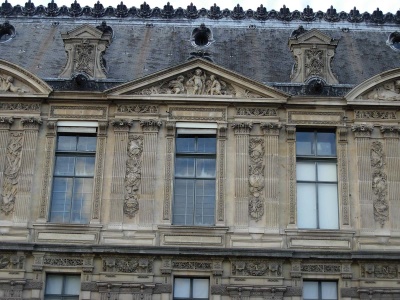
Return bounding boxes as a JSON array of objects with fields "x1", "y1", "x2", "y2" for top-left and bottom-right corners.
[{"x1": 1, "y1": 1, "x2": 400, "y2": 94}]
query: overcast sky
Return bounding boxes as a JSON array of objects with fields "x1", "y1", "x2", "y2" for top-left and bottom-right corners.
[{"x1": 7, "y1": 0, "x2": 397, "y2": 13}]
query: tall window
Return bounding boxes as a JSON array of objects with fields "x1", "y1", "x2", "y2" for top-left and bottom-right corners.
[
  {"x1": 296, "y1": 130, "x2": 338, "y2": 229},
  {"x1": 45, "y1": 274, "x2": 80, "y2": 300},
  {"x1": 49, "y1": 130, "x2": 96, "y2": 224},
  {"x1": 174, "y1": 278, "x2": 209, "y2": 300},
  {"x1": 173, "y1": 132, "x2": 216, "y2": 226},
  {"x1": 303, "y1": 281, "x2": 337, "y2": 300}
]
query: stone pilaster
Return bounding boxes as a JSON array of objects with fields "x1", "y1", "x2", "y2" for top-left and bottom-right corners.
[
  {"x1": 337, "y1": 127, "x2": 350, "y2": 227},
  {"x1": 38, "y1": 121, "x2": 57, "y2": 221},
  {"x1": 351, "y1": 124, "x2": 374, "y2": 231},
  {"x1": 109, "y1": 119, "x2": 132, "y2": 226},
  {"x1": 0, "y1": 117, "x2": 13, "y2": 218},
  {"x1": 139, "y1": 119, "x2": 162, "y2": 225},
  {"x1": 216, "y1": 125, "x2": 227, "y2": 223},
  {"x1": 14, "y1": 117, "x2": 41, "y2": 223},
  {"x1": 231, "y1": 122, "x2": 252, "y2": 227},
  {"x1": 261, "y1": 122, "x2": 281, "y2": 231},
  {"x1": 163, "y1": 122, "x2": 175, "y2": 221},
  {"x1": 286, "y1": 125, "x2": 296, "y2": 227}
]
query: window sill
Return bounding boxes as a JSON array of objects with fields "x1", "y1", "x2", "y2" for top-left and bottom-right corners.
[
  {"x1": 285, "y1": 229, "x2": 355, "y2": 250},
  {"x1": 158, "y1": 225, "x2": 229, "y2": 247},
  {"x1": 33, "y1": 223, "x2": 102, "y2": 244}
]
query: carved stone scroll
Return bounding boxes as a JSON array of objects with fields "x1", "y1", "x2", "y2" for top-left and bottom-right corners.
[
  {"x1": 1, "y1": 132, "x2": 23, "y2": 215},
  {"x1": 248, "y1": 137, "x2": 265, "y2": 221},
  {"x1": 123, "y1": 135, "x2": 143, "y2": 218},
  {"x1": 371, "y1": 141, "x2": 388, "y2": 227}
]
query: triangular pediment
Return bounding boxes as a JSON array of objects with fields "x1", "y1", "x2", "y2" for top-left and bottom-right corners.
[
  {"x1": 0, "y1": 59, "x2": 52, "y2": 96},
  {"x1": 61, "y1": 24, "x2": 103, "y2": 40},
  {"x1": 346, "y1": 68, "x2": 400, "y2": 104},
  {"x1": 290, "y1": 29, "x2": 337, "y2": 46},
  {"x1": 106, "y1": 59, "x2": 289, "y2": 100}
]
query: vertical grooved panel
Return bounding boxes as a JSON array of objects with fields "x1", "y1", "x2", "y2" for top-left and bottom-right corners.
[{"x1": 235, "y1": 134, "x2": 249, "y2": 226}]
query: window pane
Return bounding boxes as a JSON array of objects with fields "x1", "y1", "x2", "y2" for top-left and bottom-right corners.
[
  {"x1": 71, "y1": 178, "x2": 93, "y2": 224},
  {"x1": 77, "y1": 136, "x2": 96, "y2": 151},
  {"x1": 57, "y1": 136, "x2": 77, "y2": 151},
  {"x1": 321, "y1": 282, "x2": 337, "y2": 299},
  {"x1": 64, "y1": 275, "x2": 81, "y2": 295},
  {"x1": 317, "y1": 132, "x2": 336, "y2": 156},
  {"x1": 175, "y1": 158, "x2": 195, "y2": 177},
  {"x1": 296, "y1": 132, "x2": 314, "y2": 156},
  {"x1": 75, "y1": 157, "x2": 95, "y2": 176},
  {"x1": 317, "y1": 163, "x2": 337, "y2": 182},
  {"x1": 173, "y1": 179, "x2": 195, "y2": 225},
  {"x1": 303, "y1": 281, "x2": 318, "y2": 299},
  {"x1": 197, "y1": 137, "x2": 216, "y2": 153},
  {"x1": 174, "y1": 278, "x2": 190, "y2": 298},
  {"x1": 196, "y1": 159, "x2": 216, "y2": 178},
  {"x1": 54, "y1": 157, "x2": 75, "y2": 176},
  {"x1": 296, "y1": 162, "x2": 316, "y2": 181},
  {"x1": 50, "y1": 178, "x2": 73, "y2": 223},
  {"x1": 193, "y1": 279, "x2": 209, "y2": 298},
  {"x1": 176, "y1": 137, "x2": 196, "y2": 153},
  {"x1": 195, "y1": 180, "x2": 215, "y2": 225},
  {"x1": 297, "y1": 183, "x2": 317, "y2": 228},
  {"x1": 318, "y1": 184, "x2": 339, "y2": 229},
  {"x1": 45, "y1": 274, "x2": 63, "y2": 294}
]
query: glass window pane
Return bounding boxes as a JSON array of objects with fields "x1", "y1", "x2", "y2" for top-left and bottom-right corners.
[
  {"x1": 297, "y1": 183, "x2": 317, "y2": 229},
  {"x1": 54, "y1": 157, "x2": 75, "y2": 176},
  {"x1": 195, "y1": 180, "x2": 215, "y2": 225},
  {"x1": 321, "y1": 282, "x2": 337, "y2": 299},
  {"x1": 317, "y1": 163, "x2": 337, "y2": 182},
  {"x1": 71, "y1": 178, "x2": 93, "y2": 224},
  {"x1": 193, "y1": 279, "x2": 209, "y2": 298},
  {"x1": 296, "y1": 162, "x2": 316, "y2": 181},
  {"x1": 75, "y1": 157, "x2": 95, "y2": 176},
  {"x1": 64, "y1": 275, "x2": 81, "y2": 295},
  {"x1": 197, "y1": 137, "x2": 216, "y2": 153},
  {"x1": 196, "y1": 159, "x2": 216, "y2": 178},
  {"x1": 296, "y1": 132, "x2": 314, "y2": 156},
  {"x1": 303, "y1": 281, "x2": 318, "y2": 299},
  {"x1": 317, "y1": 132, "x2": 336, "y2": 156},
  {"x1": 174, "y1": 278, "x2": 190, "y2": 298},
  {"x1": 77, "y1": 136, "x2": 96, "y2": 151},
  {"x1": 175, "y1": 158, "x2": 195, "y2": 177},
  {"x1": 57, "y1": 136, "x2": 77, "y2": 151},
  {"x1": 176, "y1": 137, "x2": 196, "y2": 153},
  {"x1": 318, "y1": 184, "x2": 339, "y2": 229},
  {"x1": 45, "y1": 274, "x2": 63, "y2": 294},
  {"x1": 173, "y1": 179, "x2": 195, "y2": 225}
]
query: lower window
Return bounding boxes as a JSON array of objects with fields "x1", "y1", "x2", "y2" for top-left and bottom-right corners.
[
  {"x1": 174, "y1": 278, "x2": 209, "y2": 300},
  {"x1": 45, "y1": 274, "x2": 80, "y2": 300},
  {"x1": 303, "y1": 281, "x2": 337, "y2": 300}
]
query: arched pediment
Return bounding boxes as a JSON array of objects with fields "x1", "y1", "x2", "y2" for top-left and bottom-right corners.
[
  {"x1": 0, "y1": 59, "x2": 52, "y2": 96},
  {"x1": 346, "y1": 68, "x2": 400, "y2": 103},
  {"x1": 106, "y1": 59, "x2": 289, "y2": 100}
]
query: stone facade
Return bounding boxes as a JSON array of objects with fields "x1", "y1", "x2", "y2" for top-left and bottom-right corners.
[{"x1": 1, "y1": 2, "x2": 400, "y2": 300}]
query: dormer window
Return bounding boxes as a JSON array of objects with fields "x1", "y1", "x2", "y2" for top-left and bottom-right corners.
[
  {"x1": 191, "y1": 24, "x2": 213, "y2": 47},
  {"x1": 387, "y1": 32, "x2": 400, "y2": 51}
]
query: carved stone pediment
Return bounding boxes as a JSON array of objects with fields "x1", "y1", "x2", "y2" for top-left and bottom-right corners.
[
  {"x1": 106, "y1": 59, "x2": 289, "y2": 100},
  {"x1": 60, "y1": 24, "x2": 112, "y2": 79},
  {"x1": 346, "y1": 69, "x2": 400, "y2": 103},
  {"x1": 289, "y1": 28, "x2": 339, "y2": 85},
  {"x1": 0, "y1": 59, "x2": 52, "y2": 96}
]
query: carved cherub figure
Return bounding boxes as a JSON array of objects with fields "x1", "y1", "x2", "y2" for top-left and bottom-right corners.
[
  {"x1": 0, "y1": 75, "x2": 25, "y2": 93},
  {"x1": 187, "y1": 69, "x2": 206, "y2": 95},
  {"x1": 168, "y1": 75, "x2": 185, "y2": 94},
  {"x1": 209, "y1": 75, "x2": 222, "y2": 95}
]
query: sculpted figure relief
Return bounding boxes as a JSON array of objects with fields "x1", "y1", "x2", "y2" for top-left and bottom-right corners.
[
  {"x1": 0, "y1": 75, "x2": 26, "y2": 94},
  {"x1": 187, "y1": 69, "x2": 206, "y2": 94},
  {"x1": 363, "y1": 80, "x2": 400, "y2": 101},
  {"x1": 168, "y1": 75, "x2": 185, "y2": 94}
]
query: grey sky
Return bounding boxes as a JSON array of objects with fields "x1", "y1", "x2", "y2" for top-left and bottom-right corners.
[{"x1": 8, "y1": 0, "x2": 396, "y2": 13}]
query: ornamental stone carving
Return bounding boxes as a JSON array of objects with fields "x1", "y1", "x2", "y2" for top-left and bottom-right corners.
[
  {"x1": 102, "y1": 257, "x2": 154, "y2": 273},
  {"x1": 1, "y1": 132, "x2": 23, "y2": 215},
  {"x1": 370, "y1": 141, "x2": 388, "y2": 227},
  {"x1": 249, "y1": 137, "x2": 265, "y2": 221},
  {"x1": 355, "y1": 110, "x2": 396, "y2": 119},
  {"x1": 301, "y1": 264, "x2": 341, "y2": 273},
  {"x1": 131, "y1": 68, "x2": 254, "y2": 97},
  {"x1": 351, "y1": 124, "x2": 374, "y2": 138},
  {"x1": 0, "y1": 75, "x2": 27, "y2": 93},
  {"x1": 360, "y1": 263, "x2": 398, "y2": 279},
  {"x1": 236, "y1": 107, "x2": 277, "y2": 117},
  {"x1": 139, "y1": 119, "x2": 162, "y2": 132},
  {"x1": 360, "y1": 80, "x2": 400, "y2": 100},
  {"x1": 21, "y1": 117, "x2": 42, "y2": 129},
  {"x1": 117, "y1": 105, "x2": 158, "y2": 114},
  {"x1": 43, "y1": 257, "x2": 84, "y2": 266},
  {"x1": 110, "y1": 119, "x2": 133, "y2": 131},
  {"x1": 231, "y1": 122, "x2": 253, "y2": 134},
  {"x1": 124, "y1": 135, "x2": 143, "y2": 218},
  {"x1": 231, "y1": 260, "x2": 282, "y2": 277},
  {"x1": 172, "y1": 260, "x2": 212, "y2": 270},
  {"x1": 59, "y1": 24, "x2": 112, "y2": 79},
  {"x1": 288, "y1": 29, "x2": 339, "y2": 84}
]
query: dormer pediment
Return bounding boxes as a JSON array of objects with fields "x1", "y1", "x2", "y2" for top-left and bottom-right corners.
[
  {"x1": 293, "y1": 29, "x2": 337, "y2": 45},
  {"x1": 106, "y1": 59, "x2": 289, "y2": 100},
  {"x1": 61, "y1": 24, "x2": 104, "y2": 40}
]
